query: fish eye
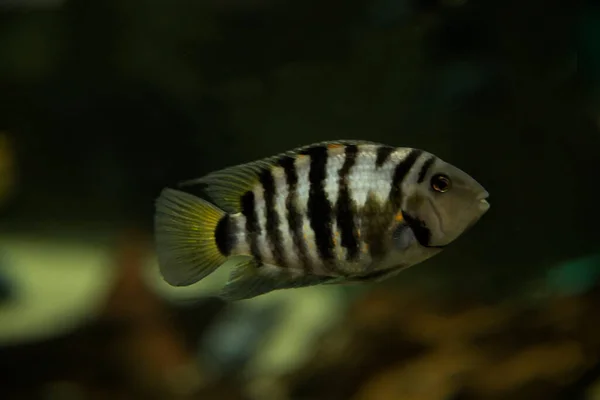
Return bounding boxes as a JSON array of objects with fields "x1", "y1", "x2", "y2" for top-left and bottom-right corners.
[{"x1": 430, "y1": 174, "x2": 451, "y2": 193}]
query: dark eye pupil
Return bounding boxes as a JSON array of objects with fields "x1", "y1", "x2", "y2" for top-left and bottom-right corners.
[{"x1": 431, "y1": 174, "x2": 450, "y2": 192}]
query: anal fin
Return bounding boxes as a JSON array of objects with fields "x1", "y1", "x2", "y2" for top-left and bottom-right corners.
[
  {"x1": 323, "y1": 264, "x2": 410, "y2": 285},
  {"x1": 218, "y1": 260, "x2": 336, "y2": 301}
]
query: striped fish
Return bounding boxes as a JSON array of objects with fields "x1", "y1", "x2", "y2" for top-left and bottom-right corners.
[{"x1": 154, "y1": 140, "x2": 490, "y2": 301}]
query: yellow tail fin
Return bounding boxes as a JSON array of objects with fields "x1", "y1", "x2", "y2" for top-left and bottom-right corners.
[{"x1": 154, "y1": 188, "x2": 227, "y2": 286}]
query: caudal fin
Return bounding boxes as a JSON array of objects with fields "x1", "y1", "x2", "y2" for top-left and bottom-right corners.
[{"x1": 154, "y1": 188, "x2": 228, "y2": 286}]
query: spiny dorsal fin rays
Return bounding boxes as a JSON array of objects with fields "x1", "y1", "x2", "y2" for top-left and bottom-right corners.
[
  {"x1": 178, "y1": 140, "x2": 383, "y2": 213},
  {"x1": 179, "y1": 159, "x2": 272, "y2": 213}
]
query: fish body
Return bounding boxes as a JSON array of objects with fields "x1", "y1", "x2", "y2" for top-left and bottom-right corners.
[{"x1": 155, "y1": 140, "x2": 490, "y2": 301}]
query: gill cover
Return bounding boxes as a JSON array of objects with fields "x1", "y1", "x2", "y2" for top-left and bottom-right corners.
[{"x1": 402, "y1": 158, "x2": 489, "y2": 248}]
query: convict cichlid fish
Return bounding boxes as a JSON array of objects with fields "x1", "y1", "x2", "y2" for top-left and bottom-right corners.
[{"x1": 154, "y1": 140, "x2": 490, "y2": 301}]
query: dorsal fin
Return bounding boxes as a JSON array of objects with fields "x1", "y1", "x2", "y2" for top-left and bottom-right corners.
[{"x1": 178, "y1": 139, "x2": 383, "y2": 213}]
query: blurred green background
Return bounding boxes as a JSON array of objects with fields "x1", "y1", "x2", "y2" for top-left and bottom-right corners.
[{"x1": 1, "y1": 0, "x2": 599, "y2": 399}]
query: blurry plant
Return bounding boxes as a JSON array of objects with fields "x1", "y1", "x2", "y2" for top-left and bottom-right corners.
[{"x1": 0, "y1": 251, "x2": 14, "y2": 304}]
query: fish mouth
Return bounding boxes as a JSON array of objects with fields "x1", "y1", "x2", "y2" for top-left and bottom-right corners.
[
  {"x1": 476, "y1": 191, "x2": 489, "y2": 201},
  {"x1": 476, "y1": 191, "x2": 490, "y2": 212}
]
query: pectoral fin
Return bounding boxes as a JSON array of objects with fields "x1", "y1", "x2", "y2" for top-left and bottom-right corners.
[{"x1": 392, "y1": 221, "x2": 417, "y2": 252}]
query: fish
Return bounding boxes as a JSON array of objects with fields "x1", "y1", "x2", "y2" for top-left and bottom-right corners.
[{"x1": 154, "y1": 140, "x2": 490, "y2": 301}]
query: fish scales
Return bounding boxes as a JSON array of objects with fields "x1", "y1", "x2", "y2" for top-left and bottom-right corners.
[
  {"x1": 336, "y1": 144, "x2": 359, "y2": 265},
  {"x1": 390, "y1": 148, "x2": 423, "y2": 210},
  {"x1": 339, "y1": 145, "x2": 386, "y2": 271},
  {"x1": 258, "y1": 168, "x2": 285, "y2": 267},
  {"x1": 237, "y1": 143, "x2": 424, "y2": 274},
  {"x1": 294, "y1": 153, "x2": 322, "y2": 273},
  {"x1": 253, "y1": 181, "x2": 274, "y2": 264},
  {"x1": 236, "y1": 144, "x2": 401, "y2": 271},
  {"x1": 302, "y1": 146, "x2": 337, "y2": 275},
  {"x1": 232, "y1": 214, "x2": 250, "y2": 255},
  {"x1": 323, "y1": 145, "x2": 347, "y2": 272},
  {"x1": 240, "y1": 190, "x2": 262, "y2": 263},
  {"x1": 271, "y1": 165, "x2": 297, "y2": 269},
  {"x1": 336, "y1": 144, "x2": 415, "y2": 273},
  {"x1": 347, "y1": 145, "x2": 395, "y2": 208},
  {"x1": 278, "y1": 155, "x2": 311, "y2": 271},
  {"x1": 301, "y1": 143, "x2": 354, "y2": 273},
  {"x1": 235, "y1": 145, "x2": 416, "y2": 273}
]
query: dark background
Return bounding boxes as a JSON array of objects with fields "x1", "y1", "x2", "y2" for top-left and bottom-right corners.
[{"x1": 1, "y1": 0, "x2": 599, "y2": 399}]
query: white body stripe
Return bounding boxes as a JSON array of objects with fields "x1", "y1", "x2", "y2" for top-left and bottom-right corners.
[
  {"x1": 331, "y1": 219, "x2": 349, "y2": 269},
  {"x1": 232, "y1": 214, "x2": 250, "y2": 255},
  {"x1": 228, "y1": 145, "x2": 431, "y2": 275},
  {"x1": 294, "y1": 155, "x2": 323, "y2": 274},
  {"x1": 324, "y1": 146, "x2": 345, "y2": 206},
  {"x1": 347, "y1": 145, "x2": 395, "y2": 209},
  {"x1": 391, "y1": 148, "x2": 432, "y2": 211},
  {"x1": 334, "y1": 146, "x2": 420, "y2": 274},
  {"x1": 324, "y1": 146, "x2": 347, "y2": 272},
  {"x1": 272, "y1": 165, "x2": 300, "y2": 268},
  {"x1": 253, "y1": 184, "x2": 274, "y2": 264}
]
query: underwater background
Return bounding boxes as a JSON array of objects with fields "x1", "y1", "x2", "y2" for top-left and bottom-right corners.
[{"x1": 1, "y1": 0, "x2": 600, "y2": 398}]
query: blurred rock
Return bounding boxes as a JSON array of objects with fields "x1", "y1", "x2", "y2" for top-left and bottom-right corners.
[
  {"x1": 469, "y1": 341, "x2": 585, "y2": 395},
  {"x1": 0, "y1": 233, "x2": 117, "y2": 346},
  {"x1": 354, "y1": 345, "x2": 484, "y2": 400},
  {"x1": 264, "y1": 283, "x2": 600, "y2": 400}
]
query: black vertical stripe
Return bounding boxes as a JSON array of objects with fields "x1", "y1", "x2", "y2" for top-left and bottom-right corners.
[
  {"x1": 278, "y1": 156, "x2": 310, "y2": 268},
  {"x1": 214, "y1": 214, "x2": 233, "y2": 256},
  {"x1": 259, "y1": 169, "x2": 286, "y2": 267},
  {"x1": 375, "y1": 145, "x2": 395, "y2": 168},
  {"x1": 390, "y1": 149, "x2": 422, "y2": 209},
  {"x1": 417, "y1": 156, "x2": 436, "y2": 183},
  {"x1": 241, "y1": 190, "x2": 262, "y2": 263},
  {"x1": 403, "y1": 212, "x2": 443, "y2": 248},
  {"x1": 301, "y1": 145, "x2": 335, "y2": 262},
  {"x1": 336, "y1": 144, "x2": 360, "y2": 261}
]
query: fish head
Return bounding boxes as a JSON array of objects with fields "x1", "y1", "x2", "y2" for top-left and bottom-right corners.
[{"x1": 402, "y1": 156, "x2": 490, "y2": 248}]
